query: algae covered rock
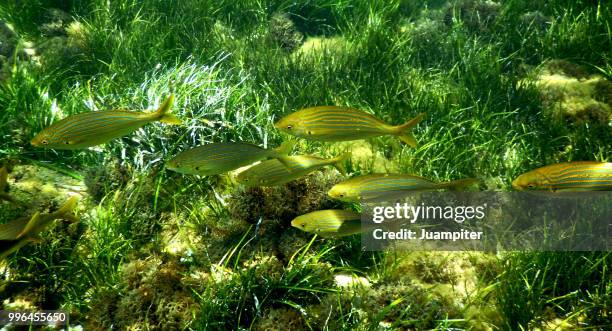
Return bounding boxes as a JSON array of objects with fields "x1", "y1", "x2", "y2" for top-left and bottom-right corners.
[
  {"x1": 0, "y1": 20, "x2": 18, "y2": 61},
  {"x1": 0, "y1": 13, "x2": 83, "y2": 77},
  {"x1": 86, "y1": 257, "x2": 198, "y2": 330},
  {"x1": 308, "y1": 279, "x2": 462, "y2": 329},
  {"x1": 0, "y1": 20, "x2": 19, "y2": 80},
  {"x1": 84, "y1": 160, "x2": 130, "y2": 202},
  {"x1": 329, "y1": 140, "x2": 402, "y2": 173},
  {"x1": 300, "y1": 251, "x2": 499, "y2": 329},
  {"x1": 412, "y1": 254, "x2": 459, "y2": 284},
  {"x1": 0, "y1": 163, "x2": 87, "y2": 222},
  {"x1": 35, "y1": 11, "x2": 88, "y2": 72},
  {"x1": 268, "y1": 12, "x2": 304, "y2": 52},
  {"x1": 292, "y1": 36, "x2": 351, "y2": 60},
  {"x1": 37, "y1": 35, "x2": 84, "y2": 70},
  {"x1": 403, "y1": 17, "x2": 448, "y2": 48},
  {"x1": 382, "y1": 252, "x2": 488, "y2": 298},
  {"x1": 529, "y1": 60, "x2": 612, "y2": 128},
  {"x1": 254, "y1": 307, "x2": 306, "y2": 331},
  {"x1": 277, "y1": 230, "x2": 315, "y2": 262},
  {"x1": 443, "y1": 0, "x2": 501, "y2": 33},
  {"x1": 40, "y1": 8, "x2": 73, "y2": 37},
  {"x1": 228, "y1": 171, "x2": 342, "y2": 223},
  {"x1": 519, "y1": 11, "x2": 552, "y2": 32}
]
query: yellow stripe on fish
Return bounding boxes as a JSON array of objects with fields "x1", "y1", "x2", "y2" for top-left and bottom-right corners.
[
  {"x1": 291, "y1": 209, "x2": 362, "y2": 237},
  {"x1": 31, "y1": 94, "x2": 180, "y2": 149},
  {"x1": 0, "y1": 196, "x2": 79, "y2": 260},
  {"x1": 236, "y1": 152, "x2": 350, "y2": 187},
  {"x1": 512, "y1": 161, "x2": 612, "y2": 192},
  {"x1": 166, "y1": 141, "x2": 295, "y2": 176},
  {"x1": 275, "y1": 106, "x2": 425, "y2": 147},
  {"x1": 328, "y1": 174, "x2": 478, "y2": 202}
]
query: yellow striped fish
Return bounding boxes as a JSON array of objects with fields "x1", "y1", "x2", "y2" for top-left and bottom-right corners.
[
  {"x1": 31, "y1": 95, "x2": 180, "y2": 149},
  {"x1": 0, "y1": 166, "x2": 16, "y2": 204},
  {"x1": 328, "y1": 174, "x2": 479, "y2": 202},
  {"x1": 0, "y1": 196, "x2": 79, "y2": 260},
  {"x1": 512, "y1": 162, "x2": 612, "y2": 192},
  {"x1": 236, "y1": 152, "x2": 350, "y2": 187},
  {"x1": 166, "y1": 141, "x2": 295, "y2": 176},
  {"x1": 291, "y1": 210, "x2": 362, "y2": 237},
  {"x1": 275, "y1": 106, "x2": 425, "y2": 147}
]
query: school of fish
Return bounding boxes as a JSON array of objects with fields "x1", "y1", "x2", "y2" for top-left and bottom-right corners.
[{"x1": 0, "y1": 92, "x2": 609, "y2": 261}]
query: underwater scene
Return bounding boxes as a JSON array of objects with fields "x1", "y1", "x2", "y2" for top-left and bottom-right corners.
[{"x1": 0, "y1": 0, "x2": 610, "y2": 330}]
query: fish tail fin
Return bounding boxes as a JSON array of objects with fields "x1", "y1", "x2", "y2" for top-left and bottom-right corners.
[
  {"x1": 331, "y1": 152, "x2": 351, "y2": 175},
  {"x1": 440, "y1": 178, "x2": 479, "y2": 190},
  {"x1": 56, "y1": 196, "x2": 80, "y2": 222},
  {"x1": 17, "y1": 212, "x2": 41, "y2": 239},
  {"x1": 393, "y1": 112, "x2": 426, "y2": 147},
  {"x1": 155, "y1": 94, "x2": 182, "y2": 125},
  {"x1": 273, "y1": 141, "x2": 296, "y2": 168}
]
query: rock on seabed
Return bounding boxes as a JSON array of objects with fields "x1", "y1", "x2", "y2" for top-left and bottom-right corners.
[
  {"x1": 527, "y1": 60, "x2": 612, "y2": 127},
  {"x1": 0, "y1": 164, "x2": 87, "y2": 221}
]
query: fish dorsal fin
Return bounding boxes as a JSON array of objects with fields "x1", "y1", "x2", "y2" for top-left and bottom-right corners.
[{"x1": 17, "y1": 212, "x2": 41, "y2": 239}]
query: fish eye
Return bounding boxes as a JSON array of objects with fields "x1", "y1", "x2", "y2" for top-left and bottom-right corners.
[
  {"x1": 527, "y1": 184, "x2": 536, "y2": 189},
  {"x1": 307, "y1": 131, "x2": 312, "y2": 135},
  {"x1": 64, "y1": 141, "x2": 70, "y2": 145},
  {"x1": 339, "y1": 194, "x2": 344, "y2": 197},
  {"x1": 41, "y1": 139, "x2": 48, "y2": 145},
  {"x1": 195, "y1": 166, "x2": 200, "y2": 171},
  {"x1": 286, "y1": 125, "x2": 293, "y2": 130}
]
